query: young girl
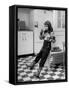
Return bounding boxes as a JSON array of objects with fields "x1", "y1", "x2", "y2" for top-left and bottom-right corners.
[{"x1": 28, "y1": 20, "x2": 56, "y2": 78}]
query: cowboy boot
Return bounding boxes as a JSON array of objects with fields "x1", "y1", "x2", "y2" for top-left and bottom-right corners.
[
  {"x1": 27, "y1": 61, "x2": 36, "y2": 70},
  {"x1": 35, "y1": 67, "x2": 42, "y2": 78}
]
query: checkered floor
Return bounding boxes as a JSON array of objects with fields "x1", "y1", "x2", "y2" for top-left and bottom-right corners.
[{"x1": 17, "y1": 56, "x2": 65, "y2": 82}]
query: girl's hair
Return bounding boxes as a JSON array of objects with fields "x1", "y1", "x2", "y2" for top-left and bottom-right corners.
[{"x1": 44, "y1": 20, "x2": 53, "y2": 33}]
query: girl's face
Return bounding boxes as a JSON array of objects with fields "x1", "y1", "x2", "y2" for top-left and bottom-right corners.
[{"x1": 44, "y1": 25, "x2": 48, "y2": 30}]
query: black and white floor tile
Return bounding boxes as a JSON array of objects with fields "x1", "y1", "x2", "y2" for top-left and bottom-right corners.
[{"x1": 17, "y1": 56, "x2": 65, "y2": 82}]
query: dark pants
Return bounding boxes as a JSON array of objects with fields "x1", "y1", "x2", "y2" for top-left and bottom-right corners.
[{"x1": 34, "y1": 40, "x2": 51, "y2": 68}]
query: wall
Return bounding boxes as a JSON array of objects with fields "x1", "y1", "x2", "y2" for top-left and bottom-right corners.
[
  {"x1": 32, "y1": 10, "x2": 65, "y2": 54},
  {"x1": 18, "y1": 9, "x2": 34, "y2": 55},
  {"x1": 32, "y1": 10, "x2": 54, "y2": 54},
  {"x1": 53, "y1": 10, "x2": 65, "y2": 50},
  {"x1": 18, "y1": 8, "x2": 65, "y2": 54},
  {"x1": 18, "y1": 8, "x2": 32, "y2": 30}
]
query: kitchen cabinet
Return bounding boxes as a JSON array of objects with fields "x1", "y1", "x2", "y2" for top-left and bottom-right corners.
[{"x1": 18, "y1": 31, "x2": 33, "y2": 55}]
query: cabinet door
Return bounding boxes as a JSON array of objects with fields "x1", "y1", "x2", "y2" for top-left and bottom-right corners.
[{"x1": 18, "y1": 31, "x2": 33, "y2": 55}]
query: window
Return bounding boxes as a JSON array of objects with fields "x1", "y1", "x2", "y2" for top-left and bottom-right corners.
[{"x1": 57, "y1": 11, "x2": 65, "y2": 29}]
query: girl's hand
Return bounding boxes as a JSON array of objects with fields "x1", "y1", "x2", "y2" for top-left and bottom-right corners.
[{"x1": 39, "y1": 30, "x2": 45, "y2": 40}]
